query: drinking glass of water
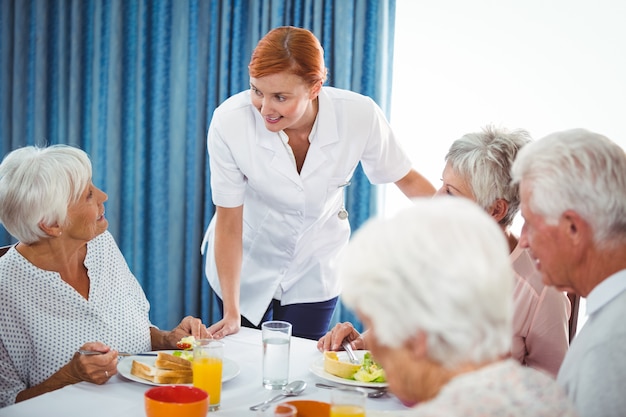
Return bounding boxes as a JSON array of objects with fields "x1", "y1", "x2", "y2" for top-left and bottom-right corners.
[{"x1": 261, "y1": 320, "x2": 292, "y2": 389}]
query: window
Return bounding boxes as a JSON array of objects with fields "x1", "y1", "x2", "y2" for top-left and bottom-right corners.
[{"x1": 383, "y1": 0, "x2": 626, "y2": 332}]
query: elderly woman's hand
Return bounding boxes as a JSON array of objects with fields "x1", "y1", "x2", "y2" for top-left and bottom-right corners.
[
  {"x1": 69, "y1": 341, "x2": 118, "y2": 384},
  {"x1": 14, "y1": 341, "x2": 117, "y2": 403},
  {"x1": 155, "y1": 316, "x2": 211, "y2": 349},
  {"x1": 317, "y1": 322, "x2": 366, "y2": 352}
]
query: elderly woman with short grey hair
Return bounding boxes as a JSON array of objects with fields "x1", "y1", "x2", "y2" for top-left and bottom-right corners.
[
  {"x1": 0, "y1": 145, "x2": 209, "y2": 408},
  {"x1": 436, "y1": 125, "x2": 571, "y2": 377},
  {"x1": 339, "y1": 197, "x2": 577, "y2": 415},
  {"x1": 319, "y1": 126, "x2": 570, "y2": 378}
]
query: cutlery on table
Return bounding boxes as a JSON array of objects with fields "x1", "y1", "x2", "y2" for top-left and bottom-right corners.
[
  {"x1": 315, "y1": 382, "x2": 388, "y2": 398},
  {"x1": 249, "y1": 380, "x2": 307, "y2": 411},
  {"x1": 341, "y1": 340, "x2": 360, "y2": 364},
  {"x1": 77, "y1": 350, "x2": 157, "y2": 357}
]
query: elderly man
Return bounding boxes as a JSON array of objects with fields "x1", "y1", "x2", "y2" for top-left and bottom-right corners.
[{"x1": 511, "y1": 128, "x2": 626, "y2": 417}]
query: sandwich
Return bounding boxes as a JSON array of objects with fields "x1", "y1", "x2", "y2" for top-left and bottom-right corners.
[
  {"x1": 154, "y1": 351, "x2": 192, "y2": 371},
  {"x1": 176, "y1": 335, "x2": 196, "y2": 350},
  {"x1": 130, "y1": 351, "x2": 193, "y2": 384}
]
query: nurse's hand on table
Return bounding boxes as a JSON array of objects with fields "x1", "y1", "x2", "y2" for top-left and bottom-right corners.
[
  {"x1": 207, "y1": 313, "x2": 241, "y2": 339},
  {"x1": 317, "y1": 322, "x2": 367, "y2": 352}
]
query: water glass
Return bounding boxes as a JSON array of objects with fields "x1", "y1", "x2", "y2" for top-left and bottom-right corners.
[
  {"x1": 256, "y1": 403, "x2": 297, "y2": 417},
  {"x1": 330, "y1": 387, "x2": 367, "y2": 417},
  {"x1": 193, "y1": 339, "x2": 224, "y2": 411},
  {"x1": 261, "y1": 320, "x2": 292, "y2": 389}
]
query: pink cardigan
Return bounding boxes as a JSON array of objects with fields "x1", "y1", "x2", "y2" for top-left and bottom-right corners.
[{"x1": 510, "y1": 244, "x2": 571, "y2": 377}]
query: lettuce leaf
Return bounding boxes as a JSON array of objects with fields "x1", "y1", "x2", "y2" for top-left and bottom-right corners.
[
  {"x1": 172, "y1": 350, "x2": 193, "y2": 361},
  {"x1": 352, "y1": 352, "x2": 386, "y2": 382}
]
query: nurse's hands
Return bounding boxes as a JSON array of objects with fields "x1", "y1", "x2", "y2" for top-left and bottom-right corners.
[
  {"x1": 317, "y1": 322, "x2": 367, "y2": 352},
  {"x1": 207, "y1": 314, "x2": 241, "y2": 339}
]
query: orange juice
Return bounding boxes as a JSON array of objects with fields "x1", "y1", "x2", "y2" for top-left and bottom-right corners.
[
  {"x1": 192, "y1": 357, "x2": 223, "y2": 408},
  {"x1": 330, "y1": 405, "x2": 366, "y2": 417}
]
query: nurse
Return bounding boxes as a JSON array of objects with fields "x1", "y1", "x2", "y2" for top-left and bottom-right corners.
[{"x1": 201, "y1": 26, "x2": 435, "y2": 340}]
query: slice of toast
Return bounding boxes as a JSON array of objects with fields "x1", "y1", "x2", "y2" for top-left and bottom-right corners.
[
  {"x1": 130, "y1": 360, "x2": 193, "y2": 384},
  {"x1": 154, "y1": 351, "x2": 192, "y2": 370}
]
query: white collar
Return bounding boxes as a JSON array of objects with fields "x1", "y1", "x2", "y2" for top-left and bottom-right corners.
[
  {"x1": 277, "y1": 107, "x2": 320, "y2": 145},
  {"x1": 586, "y1": 269, "x2": 626, "y2": 316}
]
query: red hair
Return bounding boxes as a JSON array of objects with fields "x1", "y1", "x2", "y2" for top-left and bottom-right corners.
[{"x1": 249, "y1": 26, "x2": 328, "y2": 86}]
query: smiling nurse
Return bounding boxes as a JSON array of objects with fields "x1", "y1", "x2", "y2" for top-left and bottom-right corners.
[{"x1": 201, "y1": 26, "x2": 436, "y2": 340}]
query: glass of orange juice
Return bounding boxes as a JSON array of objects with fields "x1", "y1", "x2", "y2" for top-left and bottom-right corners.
[
  {"x1": 330, "y1": 387, "x2": 367, "y2": 417},
  {"x1": 193, "y1": 339, "x2": 224, "y2": 411}
]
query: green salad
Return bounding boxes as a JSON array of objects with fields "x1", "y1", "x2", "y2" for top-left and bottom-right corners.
[
  {"x1": 172, "y1": 350, "x2": 193, "y2": 361},
  {"x1": 352, "y1": 352, "x2": 386, "y2": 382}
]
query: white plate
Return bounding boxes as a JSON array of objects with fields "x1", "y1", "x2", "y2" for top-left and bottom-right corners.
[
  {"x1": 117, "y1": 350, "x2": 240, "y2": 386},
  {"x1": 309, "y1": 350, "x2": 387, "y2": 388}
]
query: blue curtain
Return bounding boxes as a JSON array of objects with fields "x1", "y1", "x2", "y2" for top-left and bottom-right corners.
[{"x1": 0, "y1": 0, "x2": 395, "y2": 333}]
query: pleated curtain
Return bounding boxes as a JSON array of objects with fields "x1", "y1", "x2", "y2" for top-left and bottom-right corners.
[{"x1": 0, "y1": 0, "x2": 395, "y2": 333}]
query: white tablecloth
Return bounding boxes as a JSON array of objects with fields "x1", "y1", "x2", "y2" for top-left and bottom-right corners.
[{"x1": 0, "y1": 327, "x2": 408, "y2": 416}]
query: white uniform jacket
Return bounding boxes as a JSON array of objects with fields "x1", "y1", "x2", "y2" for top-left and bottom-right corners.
[{"x1": 202, "y1": 86, "x2": 412, "y2": 325}]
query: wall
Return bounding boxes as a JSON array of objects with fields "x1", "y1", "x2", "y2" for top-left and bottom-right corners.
[
  {"x1": 383, "y1": 0, "x2": 626, "y2": 331},
  {"x1": 384, "y1": 0, "x2": 626, "y2": 222}
]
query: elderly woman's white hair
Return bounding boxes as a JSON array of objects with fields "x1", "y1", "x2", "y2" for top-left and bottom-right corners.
[
  {"x1": 0, "y1": 145, "x2": 92, "y2": 244},
  {"x1": 511, "y1": 128, "x2": 626, "y2": 247},
  {"x1": 445, "y1": 125, "x2": 531, "y2": 227},
  {"x1": 339, "y1": 197, "x2": 514, "y2": 369}
]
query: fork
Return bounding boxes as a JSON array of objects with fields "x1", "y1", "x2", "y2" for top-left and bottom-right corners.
[
  {"x1": 77, "y1": 350, "x2": 156, "y2": 357},
  {"x1": 341, "y1": 341, "x2": 360, "y2": 364}
]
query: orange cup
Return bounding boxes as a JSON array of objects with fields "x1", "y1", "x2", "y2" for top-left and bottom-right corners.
[
  {"x1": 286, "y1": 400, "x2": 331, "y2": 417},
  {"x1": 144, "y1": 385, "x2": 208, "y2": 417}
]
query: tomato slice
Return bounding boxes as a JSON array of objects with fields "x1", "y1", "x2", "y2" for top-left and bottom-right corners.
[{"x1": 176, "y1": 342, "x2": 192, "y2": 350}]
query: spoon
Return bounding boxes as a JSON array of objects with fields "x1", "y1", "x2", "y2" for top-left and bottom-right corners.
[{"x1": 249, "y1": 380, "x2": 307, "y2": 411}]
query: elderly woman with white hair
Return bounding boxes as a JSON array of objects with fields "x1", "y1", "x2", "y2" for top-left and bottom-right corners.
[
  {"x1": 0, "y1": 145, "x2": 209, "y2": 408},
  {"x1": 339, "y1": 197, "x2": 577, "y2": 415}
]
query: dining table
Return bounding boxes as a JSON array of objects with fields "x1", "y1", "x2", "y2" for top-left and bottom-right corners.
[{"x1": 0, "y1": 327, "x2": 409, "y2": 416}]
